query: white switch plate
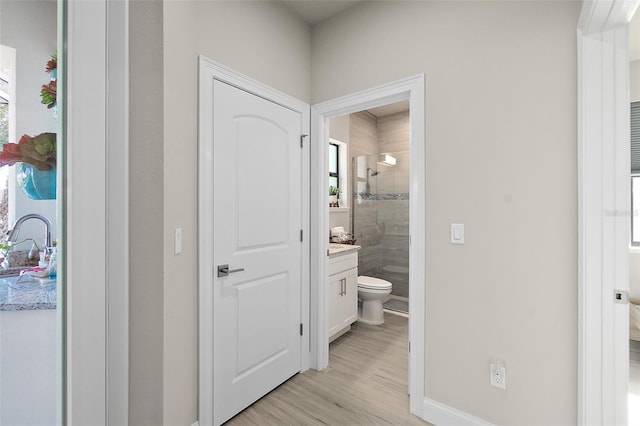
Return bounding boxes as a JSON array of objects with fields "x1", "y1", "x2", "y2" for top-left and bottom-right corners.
[
  {"x1": 174, "y1": 228, "x2": 183, "y2": 255},
  {"x1": 451, "y1": 223, "x2": 464, "y2": 244}
]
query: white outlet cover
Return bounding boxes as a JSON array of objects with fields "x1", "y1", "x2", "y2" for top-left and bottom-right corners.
[{"x1": 490, "y1": 362, "x2": 506, "y2": 389}]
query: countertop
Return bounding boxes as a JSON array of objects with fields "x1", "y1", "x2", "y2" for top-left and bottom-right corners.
[
  {"x1": 0, "y1": 276, "x2": 57, "y2": 311},
  {"x1": 328, "y1": 243, "x2": 361, "y2": 258}
]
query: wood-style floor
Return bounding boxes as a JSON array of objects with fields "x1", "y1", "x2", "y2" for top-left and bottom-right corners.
[{"x1": 226, "y1": 313, "x2": 430, "y2": 425}]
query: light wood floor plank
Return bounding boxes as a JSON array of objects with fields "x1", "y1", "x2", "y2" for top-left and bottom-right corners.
[{"x1": 226, "y1": 314, "x2": 430, "y2": 425}]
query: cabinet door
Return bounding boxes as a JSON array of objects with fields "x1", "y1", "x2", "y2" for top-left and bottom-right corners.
[
  {"x1": 327, "y1": 274, "x2": 342, "y2": 338},
  {"x1": 341, "y1": 268, "x2": 358, "y2": 327}
]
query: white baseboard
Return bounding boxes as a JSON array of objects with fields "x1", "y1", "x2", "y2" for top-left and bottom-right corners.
[
  {"x1": 191, "y1": 422, "x2": 199, "y2": 426},
  {"x1": 422, "y1": 398, "x2": 493, "y2": 426}
]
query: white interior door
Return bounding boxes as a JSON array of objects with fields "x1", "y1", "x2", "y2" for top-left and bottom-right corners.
[{"x1": 212, "y1": 80, "x2": 303, "y2": 425}]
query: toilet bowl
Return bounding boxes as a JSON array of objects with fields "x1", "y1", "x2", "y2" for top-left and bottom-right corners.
[{"x1": 357, "y1": 276, "x2": 392, "y2": 325}]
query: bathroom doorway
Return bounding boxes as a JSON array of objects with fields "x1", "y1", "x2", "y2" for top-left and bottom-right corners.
[{"x1": 310, "y1": 75, "x2": 426, "y2": 417}]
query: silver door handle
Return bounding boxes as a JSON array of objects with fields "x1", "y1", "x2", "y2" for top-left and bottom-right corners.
[{"x1": 217, "y1": 264, "x2": 245, "y2": 277}]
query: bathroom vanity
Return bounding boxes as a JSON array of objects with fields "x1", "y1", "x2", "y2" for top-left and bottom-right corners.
[{"x1": 328, "y1": 243, "x2": 360, "y2": 341}]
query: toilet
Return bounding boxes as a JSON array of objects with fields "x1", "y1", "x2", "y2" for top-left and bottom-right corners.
[{"x1": 357, "y1": 276, "x2": 393, "y2": 325}]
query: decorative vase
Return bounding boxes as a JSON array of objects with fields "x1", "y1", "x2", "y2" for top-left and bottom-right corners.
[{"x1": 17, "y1": 163, "x2": 56, "y2": 200}]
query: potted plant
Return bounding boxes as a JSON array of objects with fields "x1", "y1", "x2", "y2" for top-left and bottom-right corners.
[
  {"x1": 0, "y1": 54, "x2": 57, "y2": 200},
  {"x1": 329, "y1": 185, "x2": 340, "y2": 207}
]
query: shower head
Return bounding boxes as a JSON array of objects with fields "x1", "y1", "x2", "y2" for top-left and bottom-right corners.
[{"x1": 367, "y1": 167, "x2": 379, "y2": 177}]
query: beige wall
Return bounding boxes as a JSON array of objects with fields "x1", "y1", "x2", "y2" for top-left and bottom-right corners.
[
  {"x1": 312, "y1": 1, "x2": 579, "y2": 424},
  {"x1": 129, "y1": 0, "x2": 165, "y2": 424},
  {"x1": 161, "y1": 1, "x2": 310, "y2": 424},
  {"x1": 631, "y1": 252, "x2": 640, "y2": 301}
]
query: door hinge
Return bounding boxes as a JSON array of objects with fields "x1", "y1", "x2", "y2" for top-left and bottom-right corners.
[
  {"x1": 409, "y1": 341, "x2": 411, "y2": 353},
  {"x1": 300, "y1": 134, "x2": 308, "y2": 148},
  {"x1": 614, "y1": 290, "x2": 629, "y2": 304},
  {"x1": 300, "y1": 229, "x2": 303, "y2": 242},
  {"x1": 300, "y1": 323, "x2": 303, "y2": 336}
]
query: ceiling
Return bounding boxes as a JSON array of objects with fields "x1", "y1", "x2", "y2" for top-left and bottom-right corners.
[
  {"x1": 281, "y1": 0, "x2": 361, "y2": 26},
  {"x1": 366, "y1": 101, "x2": 410, "y2": 117}
]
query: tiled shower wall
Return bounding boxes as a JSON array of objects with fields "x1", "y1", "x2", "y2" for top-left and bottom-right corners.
[{"x1": 351, "y1": 110, "x2": 410, "y2": 298}]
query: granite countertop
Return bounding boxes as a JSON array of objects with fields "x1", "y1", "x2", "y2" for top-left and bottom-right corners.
[
  {"x1": 0, "y1": 275, "x2": 57, "y2": 311},
  {"x1": 328, "y1": 243, "x2": 361, "y2": 257}
]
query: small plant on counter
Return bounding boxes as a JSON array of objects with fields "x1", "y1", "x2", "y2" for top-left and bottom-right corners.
[{"x1": 329, "y1": 185, "x2": 341, "y2": 207}]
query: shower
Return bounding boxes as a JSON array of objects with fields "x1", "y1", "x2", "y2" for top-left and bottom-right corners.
[{"x1": 351, "y1": 152, "x2": 410, "y2": 313}]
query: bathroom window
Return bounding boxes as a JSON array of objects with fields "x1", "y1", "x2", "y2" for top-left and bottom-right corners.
[
  {"x1": 329, "y1": 142, "x2": 339, "y2": 190},
  {"x1": 632, "y1": 101, "x2": 640, "y2": 246},
  {"x1": 328, "y1": 139, "x2": 348, "y2": 207},
  {"x1": 0, "y1": 47, "x2": 12, "y2": 240}
]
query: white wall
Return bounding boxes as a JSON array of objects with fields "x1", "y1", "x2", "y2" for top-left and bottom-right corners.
[
  {"x1": 632, "y1": 60, "x2": 640, "y2": 102},
  {"x1": 160, "y1": 2, "x2": 310, "y2": 424},
  {"x1": 312, "y1": 1, "x2": 579, "y2": 423},
  {"x1": 0, "y1": 0, "x2": 57, "y2": 247},
  {"x1": 631, "y1": 60, "x2": 640, "y2": 301}
]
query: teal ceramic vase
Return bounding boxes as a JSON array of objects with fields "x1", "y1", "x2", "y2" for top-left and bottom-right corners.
[{"x1": 17, "y1": 164, "x2": 56, "y2": 200}]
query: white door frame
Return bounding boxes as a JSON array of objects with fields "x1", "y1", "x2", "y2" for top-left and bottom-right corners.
[
  {"x1": 64, "y1": 0, "x2": 129, "y2": 423},
  {"x1": 577, "y1": 0, "x2": 639, "y2": 423},
  {"x1": 197, "y1": 56, "x2": 311, "y2": 426},
  {"x1": 310, "y1": 75, "x2": 426, "y2": 418}
]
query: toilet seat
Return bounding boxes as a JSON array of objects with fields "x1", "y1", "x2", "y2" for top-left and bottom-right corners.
[{"x1": 357, "y1": 276, "x2": 392, "y2": 290}]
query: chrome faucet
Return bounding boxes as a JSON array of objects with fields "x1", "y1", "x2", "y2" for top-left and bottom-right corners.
[{"x1": 7, "y1": 214, "x2": 52, "y2": 249}]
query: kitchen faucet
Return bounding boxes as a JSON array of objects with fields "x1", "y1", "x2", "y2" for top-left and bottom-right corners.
[{"x1": 7, "y1": 214, "x2": 52, "y2": 249}]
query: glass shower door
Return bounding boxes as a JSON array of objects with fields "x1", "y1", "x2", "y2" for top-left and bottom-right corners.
[{"x1": 352, "y1": 152, "x2": 410, "y2": 309}]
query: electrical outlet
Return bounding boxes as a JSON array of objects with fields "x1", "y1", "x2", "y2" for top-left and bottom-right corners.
[{"x1": 490, "y1": 361, "x2": 506, "y2": 389}]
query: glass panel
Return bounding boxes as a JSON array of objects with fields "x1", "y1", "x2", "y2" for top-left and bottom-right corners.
[
  {"x1": 329, "y1": 176, "x2": 338, "y2": 190},
  {"x1": 352, "y1": 152, "x2": 410, "y2": 300},
  {"x1": 0, "y1": 1, "x2": 61, "y2": 424},
  {"x1": 329, "y1": 143, "x2": 338, "y2": 174}
]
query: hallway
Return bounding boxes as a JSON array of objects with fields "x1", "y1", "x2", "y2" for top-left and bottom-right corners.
[{"x1": 227, "y1": 314, "x2": 429, "y2": 425}]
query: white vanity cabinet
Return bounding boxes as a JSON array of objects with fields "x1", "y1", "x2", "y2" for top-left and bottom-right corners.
[{"x1": 328, "y1": 251, "x2": 358, "y2": 341}]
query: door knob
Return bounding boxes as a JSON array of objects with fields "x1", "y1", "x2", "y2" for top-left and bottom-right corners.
[{"x1": 217, "y1": 264, "x2": 245, "y2": 277}]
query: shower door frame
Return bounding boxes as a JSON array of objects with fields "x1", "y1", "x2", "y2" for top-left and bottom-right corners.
[{"x1": 310, "y1": 75, "x2": 426, "y2": 419}]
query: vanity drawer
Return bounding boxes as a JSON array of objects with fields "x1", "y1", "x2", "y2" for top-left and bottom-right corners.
[{"x1": 328, "y1": 252, "x2": 357, "y2": 275}]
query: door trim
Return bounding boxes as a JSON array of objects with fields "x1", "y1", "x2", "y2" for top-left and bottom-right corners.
[
  {"x1": 197, "y1": 56, "x2": 311, "y2": 426},
  {"x1": 577, "y1": 0, "x2": 639, "y2": 423},
  {"x1": 64, "y1": 0, "x2": 129, "y2": 423},
  {"x1": 310, "y1": 75, "x2": 426, "y2": 418}
]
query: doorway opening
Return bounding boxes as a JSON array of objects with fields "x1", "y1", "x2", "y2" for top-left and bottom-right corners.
[{"x1": 310, "y1": 75, "x2": 426, "y2": 417}]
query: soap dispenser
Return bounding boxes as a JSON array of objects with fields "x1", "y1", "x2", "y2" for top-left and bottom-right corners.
[{"x1": 48, "y1": 247, "x2": 57, "y2": 279}]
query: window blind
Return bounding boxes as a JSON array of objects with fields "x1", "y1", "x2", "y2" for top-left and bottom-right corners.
[{"x1": 632, "y1": 101, "x2": 640, "y2": 173}]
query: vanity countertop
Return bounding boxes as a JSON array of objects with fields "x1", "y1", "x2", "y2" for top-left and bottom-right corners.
[
  {"x1": 328, "y1": 243, "x2": 361, "y2": 258},
  {"x1": 0, "y1": 276, "x2": 56, "y2": 311}
]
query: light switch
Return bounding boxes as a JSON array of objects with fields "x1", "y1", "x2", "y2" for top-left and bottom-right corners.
[
  {"x1": 451, "y1": 224, "x2": 464, "y2": 244},
  {"x1": 175, "y1": 228, "x2": 183, "y2": 255}
]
